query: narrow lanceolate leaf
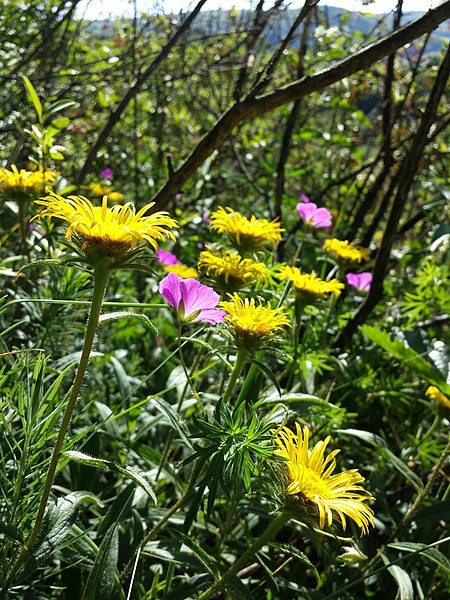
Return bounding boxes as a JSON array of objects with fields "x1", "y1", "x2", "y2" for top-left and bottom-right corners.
[
  {"x1": 22, "y1": 75, "x2": 43, "y2": 122},
  {"x1": 151, "y1": 397, "x2": 194, "y2": 449},
  {"x1": 64, "y1": 451, "x2": 156, "y2": 504},
  {"x1": 382, "y1": 555, "x2": 414, "y2": 600},
  {"x1": 388, "y1": 542, "x2": 450, "y2": 574},
  {"x1": 82, "y1": 524, "x2": 119, "y2": 600},
  {"x1": 169, "y1": 529, "x2": 221, "y2": 578},
  {"x1": 98, "y1": 311, "x2": 157, "y2": 334},
  {"x1": 361, "y1": 325, "x2": 450, "y2": 395},
  {"x1": 339, "y1": 429, "x2": 424, "y2": 492}
]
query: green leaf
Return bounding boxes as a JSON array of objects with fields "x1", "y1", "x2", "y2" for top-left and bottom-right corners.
[
  {"x1": 151, "y1": 397, "x2": 194, "y2": 449},
  {"x1": 250, "y1": 359, "x2": 282, "y2": 396},
  {"x1": 388, "y1": 542, "x2": 450, "y2": 573},
  {"x1": 98, "y1": 311, "x2": 157, "y2": 334},
  {"x1": 382, "y1": 555, "x2": 414, "y2": 600},
  {"x1": 338, "y1": 429, "x2": 424, "y2": 492},
  {"x1": 22, "y1": 76, "x2": 43, "y2": 122},
  {"x1": 45, "y1": 99, "x2": 77, "y2": 118},
  {"x1": 272, "y1": 542, "x2": 320, "y2": 583},
  {"x1": 0, "y1": 521, "x2": 24, "y2": 543},
  {"x1": 82, "y1": 524, "x2": 119, "y2": 600},
  {"x1": 169, "y1": 529, "x2": 221, "y2": 578},
  {"x1": 361, "y1": 325, "x2": 450, "y2": 395},
  {"x1": 64, "y1": 451, "x2": 156, "y2": 504}
]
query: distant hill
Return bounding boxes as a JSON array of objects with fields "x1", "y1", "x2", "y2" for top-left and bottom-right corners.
[{"x1": 85, "y1": 5, "x2": 450, "y2": 56}]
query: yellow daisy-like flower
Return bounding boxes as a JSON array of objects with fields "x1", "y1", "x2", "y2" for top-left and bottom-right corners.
[
  {"x1": 34, "y1": 192, "x2": 177, "y2": 267},
  {"x1": 323, "y1": 239, "x2": 370, "y2": 263},
  {"x1": 219, "y1": 293, "x2": 290, "y2": 352},
  {"x1": 275, "y1": 424, "x2": 374, "y2": 534},
  {"x1": 198, "y1": 247, "x2": 269, "y2": 291},
  {"x1": 426, "y1": 385, "x2": 450, "y2": 417},
  {"x1": 278, "y1": 265, "x2": 344, "y2": 302},
  {"x1": 164, "y1": 263, "x2": 199, "y2": 279},
  {"x1": 210, "y1": 206, "x2": 283, "y2": 253},
  {"x1": 0, "y1": 165, "x2": 56, "y2": 198},
  {"x1": 89, "y1": 182, "x2": 124, "y2": 203}
]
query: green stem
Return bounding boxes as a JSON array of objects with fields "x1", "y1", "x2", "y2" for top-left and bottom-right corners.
[
  {"x1": 196, "y1": 511, "x2": 291, "y2": 600},
  {"x1": 1, "y1": 266, "x2": 109, "y2": 595},
  {"x1": 222, "y1": 348, "x2": 248, "y2": 404}
]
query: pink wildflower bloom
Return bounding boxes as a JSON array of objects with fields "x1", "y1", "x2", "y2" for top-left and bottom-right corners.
[
  {"x1": 101, "y1": 168, "x2": 113, "y2": 180},
  {"x1": 297, "y1": 202, "x2": 333, "y2": 228},
  {"x1": 157, "y1": 249, "x2": 180, "y2": 267},
  {"x1": 159, "y1": 272, "x2": 226, "y2": 324},
  {"x1": 299, "y1": 193, "x2": 311, "y2": 203},
  {"x1": 346, "y1": 272, "x2": 373, "y2": 292}
]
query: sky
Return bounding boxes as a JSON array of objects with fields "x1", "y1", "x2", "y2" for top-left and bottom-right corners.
[{"x1": 77, "y1": 0, "x2": 438, "y2": 20}]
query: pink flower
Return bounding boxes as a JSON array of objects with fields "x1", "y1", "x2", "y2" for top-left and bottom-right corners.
[
  {"x1": 157, "y1": 249, "x2": 180, "y2": 267},
  {"x1": 297, "y1": 202, "x2": 333, "y2": 228},
  {"x1": 346, "y1": 272, "x2": 372, "y2": 292},
  {"x1": 159, "y1": 272, "x2": 226, "y2": 324},
  {"x1": 299, "y1": 193, "x2": 311, "y2": 203},
  {"x1": 101, "y1": 167, "x2": 113, "y2": 180}
]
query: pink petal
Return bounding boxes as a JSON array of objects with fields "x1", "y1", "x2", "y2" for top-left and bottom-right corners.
[
  {"x1": 311, "y1": 208, "x2": 333, "y2": 228},
  {"x1": 180, "y1": 279, "x2": 220, "y2": 316},
  {"x1": 297, "y1": 202, "x2": 318, "y2": 223},
  {"x1": 159, "y1": 272, "x2": 183, "y2": 308}
]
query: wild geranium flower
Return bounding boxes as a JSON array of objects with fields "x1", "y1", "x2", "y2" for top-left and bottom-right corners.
[
  {"x1": 278, "y1": 265, "x2": 344, "y2": 303},
  {"x1": 101, "y1": 167, "x2": 113, "y2": 180},
  {"x1": 346, "y1": 272, "x2": 373, "y2": 292},
  {"x1": 210, "y1": 206, "x2": 283, "y2": 253},
  {"x1": 297, "y1": 202, "x2": 332, "y2": 228},
  {"x1": 34, "y1": 193, "x2": 177, "y2": 268},
  {"x1": 159, "y1": 272, "x2": 225, "y2": 324},
  {"x1": 89, "y1": 182, "x2": 124, "y2": 203},
  {"x1": 0, "y1": 165, "x2": 56, "y2": 199},
  {"x1": 198, "y1": 246, "x2": 269, "y2": 292},
  {"x1": 157, "y1": 249, "x2": 180, "y2": 267},
  {"x1": 324, "y1": 239, "x2": 370, "y2": 263},
  {"x1": 219, "y1": 293, "x2": 290, "y2": 352},
  {"x1": 426, "y1": 385, "x2": 450, "y2": 417},
  {"x1": 275, "y1": 424, "x2": 374, "y2": 534}
]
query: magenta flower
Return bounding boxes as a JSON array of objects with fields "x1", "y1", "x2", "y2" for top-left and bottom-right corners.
[
  {"x1": 299, "y1": 193, "x2": 311, "y2": 204},
  {"x1": 346, "y1": 272, "x2": 373, "y2": 292},
  {"x1": 101, "y1": 167, "x2": 113, "y2": 180},
  {"x1": 159, "y1": 272, "x2": 226, "y2": 324},
  {"x1": 157, "y1": 249, "x2": 180, "y2": 267},
  {"x1": 297, "y1": 202, "x2": 333, "y2": 228}
]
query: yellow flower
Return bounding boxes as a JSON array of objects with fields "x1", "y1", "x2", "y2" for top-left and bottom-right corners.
[
  {"x1": 198, "y1": 247, "x2": 269, "y2": 291},
  {"x1": 426, "y1": 386, "x2": 450, "y2": 416},
  {"x1": 34, "y1": 193, "x2": 177, "y2": 267},
  {"x1": 210, "y1": 206, "x2": 283, "y2": 253},
  {"x1": 323, "y1": 239, "x2": 370, "y2": 263},
  {"x1": 219, "y1": 293, "x2": 290, "y2": 352},
  {"x1": 275, "y1": 424, "x2": 374, "y2": 534},
  {"x1": 0, "y1": 165, "x2": 56, "y2": 198},
  {"x1": 89, "y1": 182, "x2": 124, "y2": 203},
  {"x1": 164, "y1": 263, "x2": 199, "y2": 279},
  {"x1": 278, "y1": 265, "x2": 344, "y2": 301}
]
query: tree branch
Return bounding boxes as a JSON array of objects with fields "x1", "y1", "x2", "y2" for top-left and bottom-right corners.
[{"x1": 152, "y1": 2, "x2": 450, "y2": 208}]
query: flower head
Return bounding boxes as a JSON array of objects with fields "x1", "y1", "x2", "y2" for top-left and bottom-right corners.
[
  {"x1": 275, "y1": 424, "x2": 374, "y2": 534},
  {"x1": 89, "y1": 182, "x2": 124, "y2": 202},
  {"x1": 219, "y1": 293, "x2": 290, "y2": 352},
  {"x1": 346, "y1": 272, "x2": 373, "y2": 292},
  {"x1": 34, "y1": 193, "x2": 177, "y2": 268},
  {"x1": 278, "y1": 265, "x2": 344, "y2": 304},
  {"x1": 198, "y1": 247, "x2": 269, "y2": 292},
  {"x1": 426, "y1": 386, "x2": 450, "y2": 417},
  {"x1": 157, "y1": 249, "x2": 180, "y2": 267},
  {"x1": 159, "y1": 272, "x2": 225, "y2": 324},
  {"x1": 297, "y1": 202, "x2": 332, "y2": 228},
  {"x1": 164, "y1": 263, "x2": 199, "y2": 279},
  {"x1": 101, "y1": 167, "x2": 113, "y2": 180},
  {"x1": 0, "y1": 165, "x2": 56, "y2": 200},
  {"x1": 324, "y1": 239, "x2": 370, "y2": 263},
  {"x1": 210, "y1": 206, "x2": 283, "y2": 253}
]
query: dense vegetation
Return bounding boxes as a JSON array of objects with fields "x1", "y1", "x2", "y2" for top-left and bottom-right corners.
[{"x1": 0, "y1": 1, "x2": 449, "y2": 598}]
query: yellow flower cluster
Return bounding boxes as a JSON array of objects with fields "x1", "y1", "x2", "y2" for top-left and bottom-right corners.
[
  {"x1": 323, "y1": 238, "x2": 370, "y2": 263},
  {"x1": 198, "y1": 247, "x2": 269, "y2": 290},
  {"x1": 210, "y1": 206, "x2": 283, "y2": 253},
  {"x1": 275, "y1": 424, "x2": 375, "y2": 534},
  {"x1": 0, "y1": 165, "x2": 56, "y2": 195},
  {"x1": 426, "y1": 385, "x2": 450, "y2": 415},
  {"x1": 278, "y1": 265, "x2": 344, "y2": 300}
]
